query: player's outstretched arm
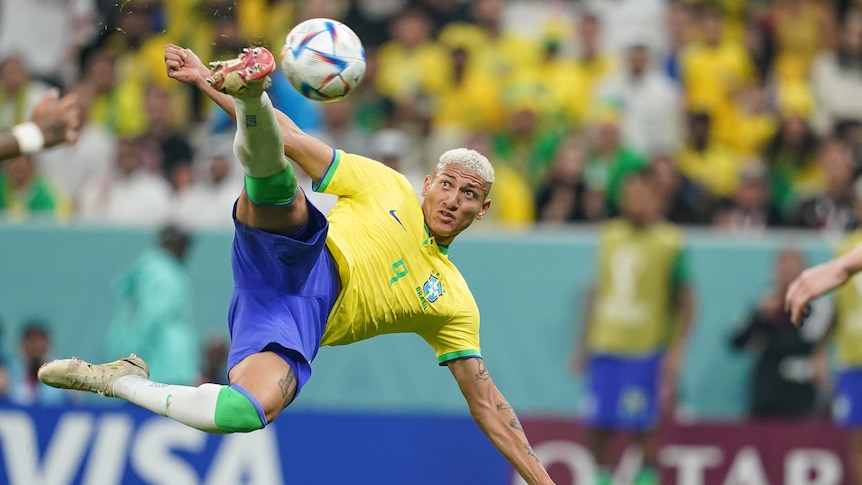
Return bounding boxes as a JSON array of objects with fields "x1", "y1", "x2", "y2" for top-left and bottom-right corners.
[
  {"x1": 163, "y1": 44, "x2": 333, "y2": 182},
  {"x1": 448, "y1": 357, "x2": 555, "y2": 485},
  {"x1": 0, "y1": 89, "x2": 80, "y2": 161},
  {"x1": 786, "y1": 243, "x2": 862, "y2": 325}
]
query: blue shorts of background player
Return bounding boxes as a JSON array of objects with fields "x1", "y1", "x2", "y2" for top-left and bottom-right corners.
[
  {"x1": 835, "y1": 368, "x2": 862, "y2": 428},
  {"x1": 582, "y1": 353, "x2": 662, "y2": 431},
  {"x1": 227, "y1": 195, "x2": 340, "y2": 399}
]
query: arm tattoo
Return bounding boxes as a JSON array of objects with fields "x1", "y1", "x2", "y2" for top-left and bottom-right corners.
[
  {"x1": 475, "y1": 359, "x2": 489, "y2": 382},
  {"x1": 525, "y1": 443, "x2": 539, "y2": 462},
  {"x1": 497, "y1": 401, "x2": 524, "y2": 431},
  {"x1": 278, "y1": 370, "x2": 297, "y2": 407}
]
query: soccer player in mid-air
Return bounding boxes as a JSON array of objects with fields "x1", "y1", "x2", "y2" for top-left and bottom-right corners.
[{"x1": 38, "y1": 45, "x2": 555, "y2": 484}]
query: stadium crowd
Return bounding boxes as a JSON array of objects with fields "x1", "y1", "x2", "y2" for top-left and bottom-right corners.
[{"x1": 0, "y1": 0, "x2": 859, "y2": 235}]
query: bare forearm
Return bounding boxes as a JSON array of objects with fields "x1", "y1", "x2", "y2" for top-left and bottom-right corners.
[
  {"x1": 0, "y1": 130, "x2": 21, "y2": 161},
  {"x1": 472, "y1": 397, "x2": 552, "y2": 485}
]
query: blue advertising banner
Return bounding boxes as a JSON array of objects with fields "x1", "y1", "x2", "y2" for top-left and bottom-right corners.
[{"x1": 0, "y1": 402, "x2": 509, "y2": 485}]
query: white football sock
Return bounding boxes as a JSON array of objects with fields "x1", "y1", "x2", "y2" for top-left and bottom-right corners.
[{"x1": 113, "y1": 376, "x2": 221, "y2": 433}]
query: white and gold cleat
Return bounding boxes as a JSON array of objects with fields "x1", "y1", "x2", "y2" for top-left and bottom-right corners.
[{"x1": 38, "y1": 354, "x2": 150, "y2": 397}]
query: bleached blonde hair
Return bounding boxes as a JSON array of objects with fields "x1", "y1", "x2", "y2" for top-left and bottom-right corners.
[{"x1": 436, "y1": 148, "x2": 495, "y2": 184}]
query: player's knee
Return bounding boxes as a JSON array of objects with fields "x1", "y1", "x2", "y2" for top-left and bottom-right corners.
[{"x1": 213, "y1": 385, "x2": 267, "y2": 433}]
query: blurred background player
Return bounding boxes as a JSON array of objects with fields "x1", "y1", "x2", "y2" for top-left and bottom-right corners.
[
  {"x1": 106, "y1": 223, "x2": 198, "y2": 385},
  {"x1": 571, "y1": 170, "x2": 696, "y2": 485}
]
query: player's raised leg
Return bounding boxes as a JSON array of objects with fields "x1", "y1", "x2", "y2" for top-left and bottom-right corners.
[
  {"x1": 38, "y1": 47, "x2": 319, "y2": 434},
  {"x1": 208, "y1": 46, "x2": 310, "y2": 236},
  {"x1": 37, "y1": 353, "x2": 272, "y2": 433}
]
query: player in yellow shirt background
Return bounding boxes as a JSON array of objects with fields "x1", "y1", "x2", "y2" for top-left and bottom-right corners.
[
  {"x1": 571, "y1": 170, "x2": 696, "y2": 485},
  {"x1": 37, "y1": 44, "x2": 555, "y2": 485}
]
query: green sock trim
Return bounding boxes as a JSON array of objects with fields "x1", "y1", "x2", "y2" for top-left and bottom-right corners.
[
  {"x1": 245, "y1": 166, "x2": 298, "y2": 205},
  {"x1": 213, "y1": 386, "x2": 265, "y2": 433}
]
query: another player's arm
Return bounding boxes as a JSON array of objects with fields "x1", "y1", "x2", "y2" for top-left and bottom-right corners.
[
  {"x1": 0, "y1": 90, "x2": 80, "y2": 161},
  {"x1": 448, "y1": 357, "x2": 554, "y2": 485},
  {"x1": 163, "y1": 44, "x2": 333, "y2": 182},
  {"x1": 786, "y1": 243, "x2": 862, "y2": 325}
]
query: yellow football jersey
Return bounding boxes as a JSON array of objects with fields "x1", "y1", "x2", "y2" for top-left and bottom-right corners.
[
  {"x1": 315, "y1": 150, "x2": 482, "y2": 365},
  {"x1": 833, "y1": 231, "x2": 862, "y2": 367}
]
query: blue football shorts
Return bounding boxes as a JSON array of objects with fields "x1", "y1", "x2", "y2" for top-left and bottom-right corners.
[
  {"x1": 226, "y1": 195, "x2": 340, "y2": 398},
  {"x1": 834, "y1": 368, "x2": 862, "y2": 429},
  {"x1": 582, "y1": 352, "x2": 662, "y2": 431}
]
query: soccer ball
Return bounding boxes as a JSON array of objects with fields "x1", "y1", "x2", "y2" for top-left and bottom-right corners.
[{"x1": 280, "y1": 18, "x2": 366, "y2": 102}]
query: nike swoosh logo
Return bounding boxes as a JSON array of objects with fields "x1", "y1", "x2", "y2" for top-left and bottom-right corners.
[{"x1": 389, "y1": 209, "x2": 405, "y2": 230}]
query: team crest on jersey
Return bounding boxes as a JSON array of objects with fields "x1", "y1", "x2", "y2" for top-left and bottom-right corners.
[{"x1": 415, "y1": 271, "x2": 444, "y2": 310}]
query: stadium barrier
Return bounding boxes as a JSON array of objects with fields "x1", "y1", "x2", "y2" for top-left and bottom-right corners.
[{"x1": 0, "y1": 401, "x2": 848, "y2": 485}]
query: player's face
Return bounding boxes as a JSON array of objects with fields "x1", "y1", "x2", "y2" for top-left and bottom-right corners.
[{"x1": 422, "y1": 165, "x2": 491, "y2": 246}]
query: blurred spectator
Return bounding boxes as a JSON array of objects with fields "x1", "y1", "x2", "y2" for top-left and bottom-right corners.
[
  {"x1": 595, "y1": 42, "x2": 684, "y2": 158},
  {"x1": 35, "y1": 92, "x2": 117, "y2": 212},
  {"x1": 580, "y1": 0, "x2": 669, "y2": 58},
  {"x1": 0, "y1": 57, "x2": 51, "y2": 130},
  {"x1": 681, "y1": 5, "x2": 755, "y2": 145},
  {"x1": 793, "y1": 138, "x2": 858, "y2": 233},
  {"x1": 727, "y1": 84, "x2": 778, "y2": 159},
  {"x1": 172, "y1": 140, "x2": 243, "y2": 230},
  {"x1": 534, "y1": 135, "x2": 592, "y2": 224},
  {"x1": 730, "y1": 248, "x2": 824, "y2": 419},
  {"x1": 583, "y1": 112, "x2": 648, "y2": 216},
  {"x1": 491, "y1": 93, "x2": 562, "y2": 191},
  {"x1": 467, "y1": 131, "x2": 535, "y2": 227},
  {"x1": 370, "y1": 128, "x2": 425, "y2": 196},
  {"x1": 316, "y1": 98, "x2": 370, "y2": 156},
  {"x1": 438, "y1": 0, "x2": 541, "y2": 83},
  {"x1": 651, "y1": 154, "x2": 708, "y2": 225},
  {"x1": 431, "y1": 41, "x2": 504, "y2": 138},
  {"x1": 138, "y1": 84, "x2": 194, "y2": 178},
  {"x1": 421, "y1": 0, "x2": 472, "y2": 36},
  {"x1": 0, "y1": 0, "x2": 98, "y2": 85},
  {"x1": 375, "y1": 7, "x2": 449, "y2": 107},
  {"x1": 196, "y1": 333, "x2": 230, "y2": 386},
  {"x1": 676, "y1": 111, "x2": 740, "y2": 199},
  {"x1": 342, "y1": 0, "x2": 406, "y2": 48},
  {"x1": 106, "y1": 224, "x2": 198, "y2": 385},
  {"x1": 77, "y1": 137, "x2": 172, "y2": 226},
  {"x1": 811, "y1": 12, "x2": 862, "y2": 136},
  {"x1": 769, "y1": 0, "x2": 834, "y2": 86},
  {"x1": 571, "y1": 170, "x2": 696, "y2": 485},
  {"x1": 73, "y1": 46, "x2": 148, "y2": 138},
  {"x1": 712, "y1": 163, "x2": 785, "y2": 234},
  {"x1": 0, "y1": 155, "x2": 68, "y2": 222},
  {"x1": 743, "y1": 6, "x2": 776, "y2": 83},
  {"x1": 763, "y1": 112, "x2": 824, "y2": 213},
  {"x1": 6, "y1": 321, "x2": 67, "y2": 405},
  {"x1": 661, "y1": 1, "x2": 695, "y2": 84},
  {"x1": 561, "y1": 12, "x2": 617, "y2": 124}
]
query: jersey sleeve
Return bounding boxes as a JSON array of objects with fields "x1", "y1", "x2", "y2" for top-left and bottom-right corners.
[
  {"x1": 313, "y1": 149, "x2": 410, "y2": 197},
  {"x1": 420, "y1": 297, "x2": 482, "y2": 366}
]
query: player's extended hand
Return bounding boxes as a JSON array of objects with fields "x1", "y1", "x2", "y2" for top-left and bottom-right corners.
[
  {"x1": 164, "y1": 44, "x2": 210, "y2": 85},
  {"x1": 785, "y1": 262, "x2": 846, "y2": 325},
  {"x1": 28, "y1": 89, "x2": 81, "y2": 147}
]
